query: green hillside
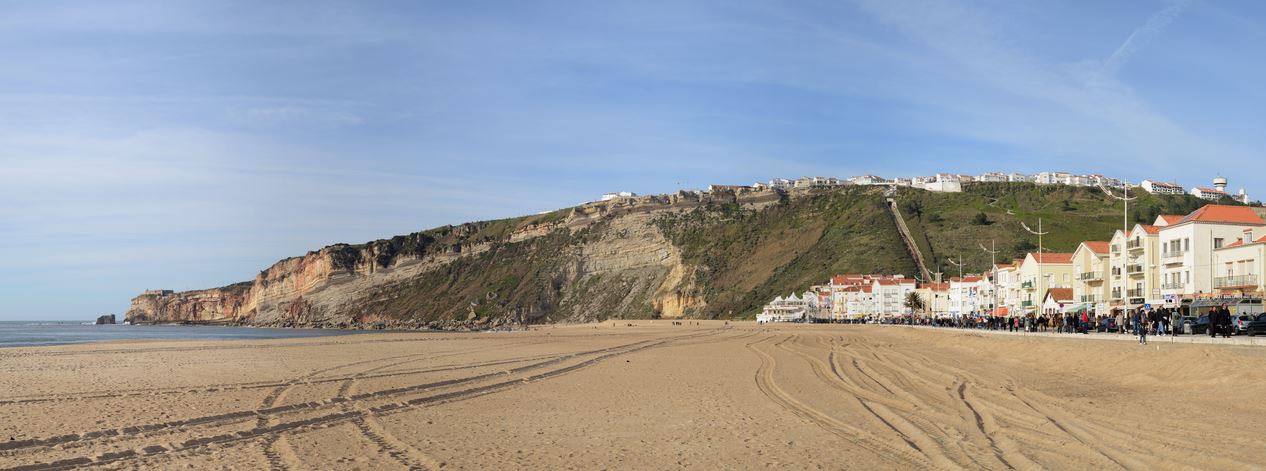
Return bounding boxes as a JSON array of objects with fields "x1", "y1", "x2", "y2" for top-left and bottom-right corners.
[{"x1": 895, "y1": 183, "x2": 1214, "y2": 276}]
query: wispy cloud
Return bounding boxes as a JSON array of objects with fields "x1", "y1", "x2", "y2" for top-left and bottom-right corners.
[{"x1": 1103, "y1": 0, "x2": 1192, "y2": 75}]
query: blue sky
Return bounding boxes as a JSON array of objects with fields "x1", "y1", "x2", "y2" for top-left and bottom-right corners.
[{"x1": 3, "y1": 0, "x2": 1263, "y2": 319}]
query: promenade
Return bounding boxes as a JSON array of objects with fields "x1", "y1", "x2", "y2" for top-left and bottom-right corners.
[{"x1": 898, "y1": 324, "x2": 1266, "y2": 346}]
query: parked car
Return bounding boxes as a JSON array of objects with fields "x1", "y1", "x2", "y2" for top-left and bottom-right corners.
[
  {"x1": 1232, "y1": 315, "x2": 1253, "y2": 335},
  {"x1": 1182, "y1": 316, "x2": 1211, "y2": 335},
  {"x1": 1096, "y1": 317, "x2": 1117, "y2": 333},
  {"x1": 1245, "y1": 314, "x2": 1266, "y2": 337}
]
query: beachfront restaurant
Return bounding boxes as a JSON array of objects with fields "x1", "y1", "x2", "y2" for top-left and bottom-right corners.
[{"x1": 1189, "y1": 294, "x2": 1264, "y2": 318}]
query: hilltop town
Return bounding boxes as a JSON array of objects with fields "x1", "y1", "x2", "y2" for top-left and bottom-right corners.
[
  {"x1": 761, "y1": 176, "x2": 1266, "y2": 324},
  {"x1": 606, "y1": 171, "x2": 1253, "y2": 204}
]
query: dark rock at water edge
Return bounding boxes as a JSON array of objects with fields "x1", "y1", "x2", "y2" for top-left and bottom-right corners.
[{"x1": 96, "y1": 314, "x2": 116, "y2": 325}]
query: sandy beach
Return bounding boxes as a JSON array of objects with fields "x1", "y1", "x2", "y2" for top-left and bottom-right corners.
[{"x1": 2, "y1": 322, "x2": 1265, "y2": 470}]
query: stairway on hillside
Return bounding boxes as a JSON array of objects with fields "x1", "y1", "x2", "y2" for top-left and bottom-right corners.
[{"x1": 885, "y1": 198, "x2": 933, "y2": 282}]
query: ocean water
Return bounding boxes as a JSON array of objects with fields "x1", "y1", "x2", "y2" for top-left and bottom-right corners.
[{"x1": 0, "y1": 321, "x2": 369, "y2": 348}]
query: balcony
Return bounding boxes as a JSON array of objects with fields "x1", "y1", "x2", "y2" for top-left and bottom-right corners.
[
  {"x1": 1021, "y1": 281, "x2": 1034, "y2": 290},
  {"x1": 1127, "y1": 264, "x2": 1144, "y2": 276},
  {"x1": 1021, "y1": 301, "x2": 1033, "y2": 307},
  {"x1": 1111, "y1": 291, "x2": 1123, "y2": 300},
  {"x1": 1079, "y1": 272, "x2": 1103, "y2": 282},
  {"x1": 1161, "y1": 282, "x2": 1184, "y2": 291},
  {"x1": 1127, "y1": 240, "x2": 1144, "y2": 252},
  {"x1": 1127, "y1": 289, "x2": 1144, "y2": 298},
  {"x1": 1215, "y1": 275, "x2": 1259, "y2": 289},
  {"x1": 1079, "y1": 295, "x2": 1098, "y2": 303},
  {"x1": 1162, "y1": 251, "x2": 1185, "y2": 265}
]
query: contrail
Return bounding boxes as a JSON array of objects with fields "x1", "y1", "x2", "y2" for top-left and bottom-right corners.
[{"x1": 1103, "y1": 0, "x2": 1191, "y2": 75}]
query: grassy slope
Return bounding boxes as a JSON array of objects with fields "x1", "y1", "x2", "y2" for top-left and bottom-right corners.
[
  {"x1": 895, "y1": 183, "x2": 1213, "y2": 276},
  {"x1": 656, "y1": 187, "x2": 915, "y2": 318}
]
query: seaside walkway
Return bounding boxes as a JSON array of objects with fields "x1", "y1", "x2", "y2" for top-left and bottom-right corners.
[{"x1": 890, "y1": 324, "x2": 1266, "y2": 347}]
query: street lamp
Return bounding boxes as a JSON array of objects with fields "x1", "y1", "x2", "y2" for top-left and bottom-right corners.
[
  {"x1": 1021, "y1": 218, "x2": 1050, "y2": 318},
  {"x1": 981, "y1": 240, "x2": 1000, "y2": 317},
  {"x1": 1100, "y1": 181, "x2": 1136, "y2": 315},
  {"x1": 947, "y1": 256, "x2": 964, "y2": 319}
]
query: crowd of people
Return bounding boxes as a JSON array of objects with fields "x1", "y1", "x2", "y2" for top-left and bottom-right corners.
[{"x1": 873, "y1": 303, "x2": 1244, "y2": 345}]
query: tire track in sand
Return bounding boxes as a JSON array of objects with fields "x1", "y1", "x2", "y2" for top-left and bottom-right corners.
[
  {"x1": 2, "y1": 330, "x2": 721, "y2": 471},
  {"x1": 745, "y1": 335, "x2": 932, "y2": 469}
]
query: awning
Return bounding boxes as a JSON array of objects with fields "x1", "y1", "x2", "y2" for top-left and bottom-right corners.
[
  {"x1": 1192, "y1": 298, "x2": 1228, "y2": 308},
  {"x1": 1065, "y1": 303, "x2": 1090, "y2": 314},
  {"x1": 995, "y1": 307, "x2": 1010, "y2": 317}
]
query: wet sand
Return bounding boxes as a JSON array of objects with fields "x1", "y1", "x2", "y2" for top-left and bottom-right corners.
[{"x1": 2, "y1": 322, "x2": 1264, "y2": 470}]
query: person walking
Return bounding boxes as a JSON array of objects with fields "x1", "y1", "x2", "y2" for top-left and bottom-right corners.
[
  {"x1": 1134, "y1": 308, "x2": 1147, "y2": 345},
  {"x1": 1209, "y1": 307, "x2": 1220, "y2": 338},
  {"x1": 1221, "y1": 306, "x2": 1234, "y2": 338}
]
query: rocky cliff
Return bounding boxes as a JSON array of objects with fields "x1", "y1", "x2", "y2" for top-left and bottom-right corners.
[
  {"x1": 126, "y1": 187, "x2": 797, "y2": 328},
  {"x1": 127, "y1": 183, "x2": 1216, "y2": 328}
]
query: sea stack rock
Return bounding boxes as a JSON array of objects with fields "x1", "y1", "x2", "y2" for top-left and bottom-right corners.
[{"x1": 96, "y1": 314, "x2": 117, "y2": 325}]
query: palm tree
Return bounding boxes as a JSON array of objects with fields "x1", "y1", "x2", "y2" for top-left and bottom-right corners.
[{"x1": 905, "y1": 291, "x2": 926, "y2": 315}]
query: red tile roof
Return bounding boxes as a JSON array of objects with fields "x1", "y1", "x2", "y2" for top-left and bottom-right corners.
[
  {"x1": 1194, "y1": 187, "x2": 1230, "y2": 196},
  {"x1": 1080, "y1": 241, "x2": 1110, "y2": 254},
  {"x1": 1221, "y1": 235, "x2": 1266, "y2": 249},
  {"x1": 875, "y1": 279, "x2": 913, "y2": 286},
  {"x1": 1158, "y1": 215, "x2": 1184, "y2": 225},
  {"x1": 1178, "y1": 205, "x2": 1266, "y2": 225},
  {"x1": 1028, "y1": 252, "x2": 1074, "y2": 264},
  {"x1": 1133, "y1": 225, "x2": 1160, "y2": 235},
  {"x1": 1046, "y1": 288, "x2": 1073, "y2": 302},
  {"x1": 923, "y1": 283, "x2": 950, "y2": 291}
]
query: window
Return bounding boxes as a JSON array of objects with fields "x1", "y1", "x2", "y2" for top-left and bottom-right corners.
[
  {"x1": 1215, "y1": 238, "x2": 1224, "y2": 249},
  {"x1": 1184, "y1": 238, "x2": 1190, "y2": 251}
]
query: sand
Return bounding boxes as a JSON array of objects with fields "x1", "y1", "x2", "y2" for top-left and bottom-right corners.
[{"x1": 2, "y1": 322, "x2": 1265, "y2": 470}]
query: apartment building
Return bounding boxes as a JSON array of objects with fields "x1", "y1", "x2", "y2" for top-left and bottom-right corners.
[
  {"x1": 1017, "y1": 252, "x2": 1074, "y2": 315},
  {"x1": 1141, "y1": 180, "x2": 1185, "y2": 195},
  {"x1": 1212, "y1": 227, "x2": 1266, "y2": 294},
  {"x1": 1159, "y1": 205, "x2": 1266, "y2": 300},
  {"x1": 1071, "y1": 241, "x2": 1111, "y2": 313}
]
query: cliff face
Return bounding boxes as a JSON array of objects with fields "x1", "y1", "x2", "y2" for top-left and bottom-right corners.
[
  {"x1": 129, "y1": 183, "x2": 1209, "y2": 328},
  {"x1": 125, "y1": 187, "x2": 792, "y2": 328}
]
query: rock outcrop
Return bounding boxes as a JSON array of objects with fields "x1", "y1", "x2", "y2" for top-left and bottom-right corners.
[
  {"x1": 95, "y1": 314, "x2": 116, "y2": 325},
  {"x1": 126, "y1": 187, "x2": 800, "y2": 328}
]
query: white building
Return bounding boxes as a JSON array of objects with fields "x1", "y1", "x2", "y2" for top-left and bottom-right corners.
[
  {"x1": 1191, "y1": 176, "x2": 1234, "y2": 201},
  {"x1": 872, "y1": 278, "x2": 918, "y2": 318},
  {"x1": 600, "y1": 191, "x2": 637, "y2": 201},
  {"x1": 1007, "y1": 173, "x2": 1032, "y2": 183},
  {"x1": 757, "y1": 292, "x2": 818, "y2": 323},
  {"x1": 1141, "y1": 180, "x2": 1186, "y2": 195},
  {"x1": 1191, "y1": 187, "x2": 1231, "y2": 201},
  {"x1": 924, "y1": 173, "x2": 963, "y2": 193},
  {"x1": 1157, "y1": 204, "x2": 1266, "y2": 300},
  {"x1": 849, "y1": 175, "x2": 888, "y2": 185},
  {"x1": 948, "y1": 276, "x2": 992, "y2": 318}
]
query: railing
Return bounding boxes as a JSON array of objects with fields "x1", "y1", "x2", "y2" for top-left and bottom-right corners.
[
  {"x1": 1111, "y1": 291, "x2": 1123, "y2": 300},
  {"x1": 1161, "y1": 282, "x2": 1184, "y2": 290},
  {"x1": 1162, "y1": 251, "x2": 1185, "y2": 263},
  {"x1": 1127, "y1": 289, "x2": 1144, "y2": 298},
  {"x1": 1127, "y1": 264, "x2": 1144, "y2": 275},
  {"x1": 1215, "y1": 275, "x2": 1258, "y2": 289},
  {"x1": 1079, "y1": 295, "x2": 1097, "y2": 303},
  {"x1": 1021, "y1": 301, "x2": 1033, "y2": 307},
  {"x1": 1021, "y1": 281, "x2": 1034, "y2": 289},
  {"x1": 1127, "y1": 240, "x2": 1143, "y2": 250},
  {"x1": 1079, "y1": 272, "x2": 1103, "y2": 281}
]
